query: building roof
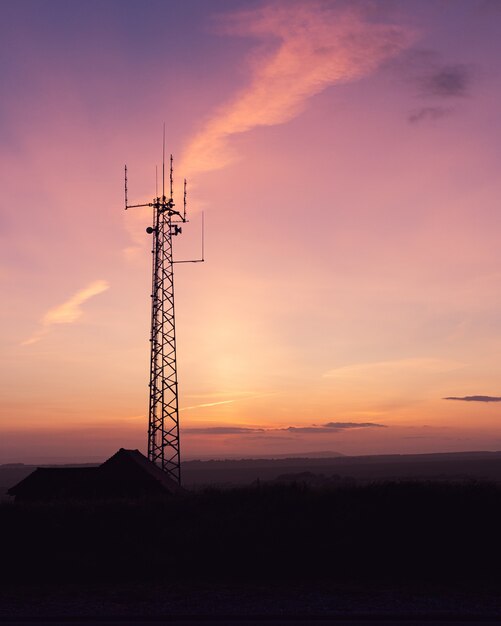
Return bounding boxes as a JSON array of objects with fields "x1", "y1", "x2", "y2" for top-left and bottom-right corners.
[
  {"x1": 8, "y1": 448, "x2": 182, "y2": 500},
  {"x1": 100, "y1": 448, "x2": 182, "y2": 495}
]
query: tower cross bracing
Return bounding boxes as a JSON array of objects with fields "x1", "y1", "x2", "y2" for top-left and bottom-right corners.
[
  {"x1": 148, "y1": 189, "x2": 181, "y2": 481},
  {"x1": 125, "y1": 141, "x2": 203, "y2": 485}
]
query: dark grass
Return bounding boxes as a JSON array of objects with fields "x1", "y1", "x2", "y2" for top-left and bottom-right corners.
[{"x1": 1, "y1": 480, "x2": 499, "y2": 585}]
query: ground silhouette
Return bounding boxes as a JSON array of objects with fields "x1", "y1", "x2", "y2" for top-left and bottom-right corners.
[{"x1": 1, "y1": 480, "x2": 499, "y2": 585}]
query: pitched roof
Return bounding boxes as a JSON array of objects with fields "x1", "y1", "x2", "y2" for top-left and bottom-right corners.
[
  {"x1": 8, "y1": 448, "x2": 183, "y2": 499},
  {"x1": 8, "y1": 467, "x2": 99, "y2": 497},
  {"x1": 100, "y1": 448, "x2": 183, "y2": 495}
]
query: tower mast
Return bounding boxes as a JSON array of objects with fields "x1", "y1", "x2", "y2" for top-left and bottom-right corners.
[{"x1": 125, "y1": 137, "x2": 204, "y2": 484}]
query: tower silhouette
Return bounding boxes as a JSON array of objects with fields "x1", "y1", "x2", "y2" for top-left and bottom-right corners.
[{"x1": 125, "y1": 134, "x2": 203, "y2": 484}]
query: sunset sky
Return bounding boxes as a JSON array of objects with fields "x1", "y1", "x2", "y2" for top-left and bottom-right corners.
[{"x1": 2, "y1": 0, "x2": 501, "y2": 463}]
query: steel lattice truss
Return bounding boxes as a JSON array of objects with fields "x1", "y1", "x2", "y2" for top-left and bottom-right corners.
[
  {"x1": 125, "y1": 149, "x2": 203, "y2": 486},
  {"x1": 148, "y1": 197, "x2": 181, "y2": 483}
]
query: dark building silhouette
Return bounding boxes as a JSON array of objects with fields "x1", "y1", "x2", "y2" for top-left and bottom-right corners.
[{"x1": 8, "y1": 448, "x2": 182, "y2": 502}]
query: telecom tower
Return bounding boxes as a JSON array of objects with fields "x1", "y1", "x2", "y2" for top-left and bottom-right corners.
[{"x1": 125, "y1": 137, "x2": 203, "y2": 485}]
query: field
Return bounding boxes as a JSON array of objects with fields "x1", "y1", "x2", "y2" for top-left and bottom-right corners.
[
  {"x1": 2, "y1": 479, "x2": 501, "y2": 619},
  {"x1": 3, "y1": 452, "x2": 501, "y2": 619}
]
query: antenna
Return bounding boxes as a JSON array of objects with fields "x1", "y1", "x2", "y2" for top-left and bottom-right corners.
[
  {"x1": 170, "y1": 154, "x2": 174, "y2": 200},
  {"x1": 124, "y1": 163, "x2": 155, "y2": 211},
  {"x1": 173, "y1": 211, "x2": 205, "y2": 264},
  {"x1": 155, "y1": 165, "x2": 158, "y2": 198},
  {"x1": 124, "y1": 165, "x2": 128, "y2": 209},
  {"x1": 183, "y1": 179, "x2": 187, "y2": 221},
  {"x1": 124, "y1": 134, "x2": 205, "y2": 485},
  {"x1": 162, "y1": 124, "x2": 165, "y2": 200}
]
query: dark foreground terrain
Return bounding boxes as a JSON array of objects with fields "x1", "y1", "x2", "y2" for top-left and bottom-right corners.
[{"x1": 2, "y1": 480, "x2": 501, "y2": 620}]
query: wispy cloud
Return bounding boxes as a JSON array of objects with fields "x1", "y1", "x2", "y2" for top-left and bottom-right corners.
[
  {"x1": 181, "y1": 0, "x2": 412, "y2": 175},
  {"x1": 390, "y1": 49, "x2": 473, "y2": 124},
  {"x1": 184, "y1": 426, "x2": 266, "y2": 435},
  {"x1": 408, "y1": 106, "x2": 452, "y2": 124},
  {"x1": 22, "y1": 280, "x2": 109, "y2": 345},
  {"x1": 184, "y1": 421, "x2": 386, "y2": 436},
  {"x1": 420, "y1": 64, "x2": 470, "y2": 98},
  {"x1": 444, "y1": 395, "x2": 501, "y2": 403},
  {"x1": 394, "y1": 50, "x2": 472, "y2": 98},
  {"x1": 182, "y1": 399, "x2": 237, "y2": 411},
  {"x1": 182, "y1": 392, "x2": 274, "y2": 411},
  {"x1": 279, "y1": 422, "x2": 386, "y2": 434}
]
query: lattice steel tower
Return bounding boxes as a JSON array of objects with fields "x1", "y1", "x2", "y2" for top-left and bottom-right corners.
[{"x1": 125, "y1": 137, "x2": 203, "y2": 484}]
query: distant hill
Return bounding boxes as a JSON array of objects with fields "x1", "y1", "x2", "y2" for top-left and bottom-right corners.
[
  {"x1": 185, "y1": 450, "x2": 344, "y2": 461},
  {"x1": 181, "y1": 450, "x2": 501, "y2": 487}
]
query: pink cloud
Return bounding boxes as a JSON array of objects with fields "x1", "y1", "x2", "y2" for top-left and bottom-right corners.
[
  {"x1": 22, "y1": 280, "x2": 109, "y2": 345},
  {"x1": 181, "y1": 0, "x2": 413, "y2": 175}
]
